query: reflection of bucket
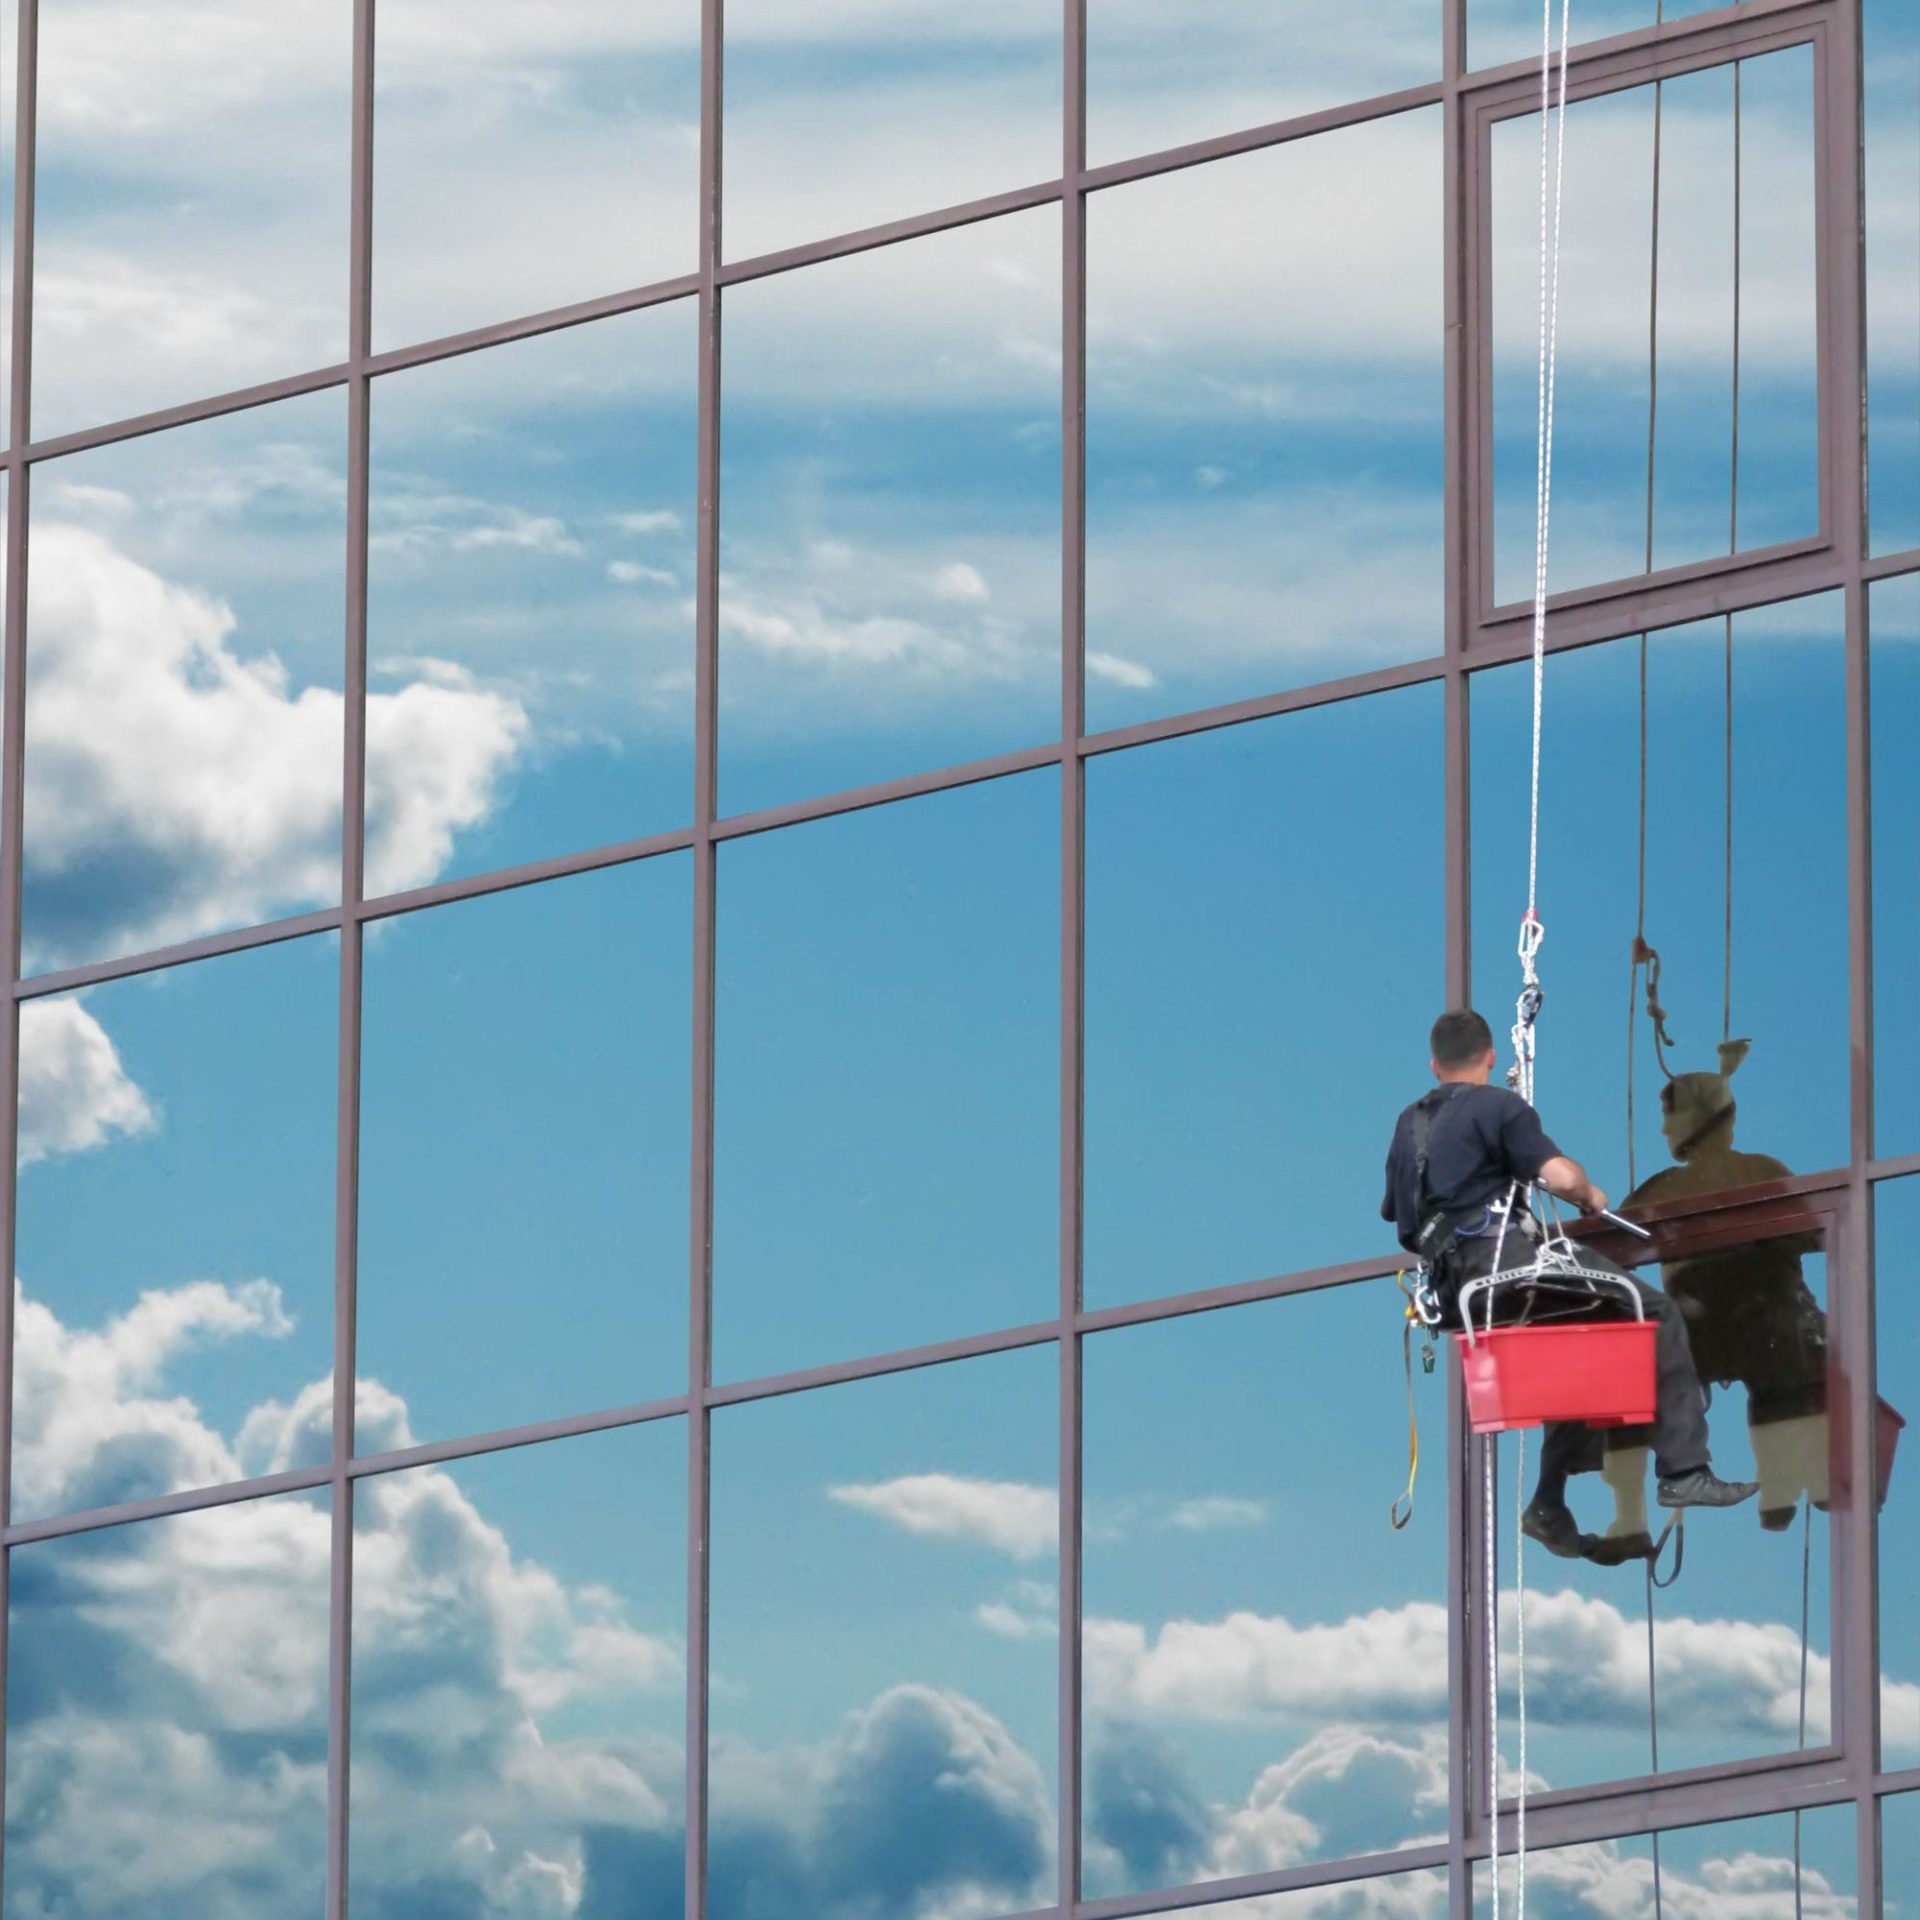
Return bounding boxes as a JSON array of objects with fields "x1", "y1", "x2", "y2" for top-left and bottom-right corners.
[
  {"x1": 1458, "y1": 1323, "x2": 1659, "y2": 1435},
  {"x1": 1881, "y1": 1397, "x2": 1906, "y2": 1510}
]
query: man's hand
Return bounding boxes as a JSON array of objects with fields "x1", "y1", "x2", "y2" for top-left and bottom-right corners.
[{"x1": 1538, "y1": 1154, "x2": 1607, "y2": 1215}]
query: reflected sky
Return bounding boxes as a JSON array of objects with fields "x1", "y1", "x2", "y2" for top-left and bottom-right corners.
[
  {"x1": 1867, "y1": 0, "x2": 1920, "y2": 554},
  {"x1": 373, "y1": 0, "x2": 698, "y2": 351},
  {"x1": 1473, "y1": 1805, "x2": 1858, "y2": 1920},
  {"x1": 722, "y1": 0, "x2": 1059, "y2": 263},
  {"x1": 1086, "y1": 109, "x2": 1443, "y2": 728},
  {"x1": 1491, "y1": 50, "x2": 1817, "y2": 602},
  {"x1": 1084, "y1": 685, "x2": 1443, "y2": 1307},
  {"x1": 23, "y1": 391, "x2": 348, "y2": 973},
  {"x1": 1083, "y1": 1285, "x2": 1449, "y2": 1898},
  {"x1": 11, "y1": 935, "x2": 339, "y2": 1524},
  {"x1": 713, "y1": 772, "x2": 1057, "y2": 1382},
  {"x1": 30, "y1": 0, "x2": 350, "y2": 437},
  {"x1": 708, "y1": 1346, "x2": 1058, "y2": 1920},
  {"x1": 1471, "y1": 598, "x2": 1848, "y2": 1197},
  {"x1": 4, "y1": 1491, "x2": 331, "y2": 1920},
  {"x1": 367, "y1": 304, "x2": 698, "y2": 883},
  {"x1": 1889, "y1": 1793, "x2": 1920, "y2": 1920},
  {"x1": 1141, "y1": 1870, "x2": 1447, "y2": 1920},
  {"x1": 1087, "y1": 1, "x2": 1437, "y2": 169},
  {"x1": 719, "y1": 209, "x2": 1061, "y2": 814},
  {"x1": 356, "y1": 857, "x2": 692, "y2": 1448},
  {"x1": 1471, "y1": 0, "x2": 1724, "y2": 74},
  {"x1": 349, "y1": 1424, "x2": 687, "y2": 1919},
  {"x1": 1877, "y1": 1179, "x2": 1919, "y2": 1772},
  {"x1": 1874, "y1": 578, "x2": 1920, "y2": 1159}
]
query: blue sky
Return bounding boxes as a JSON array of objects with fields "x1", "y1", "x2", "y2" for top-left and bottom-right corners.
[{"x1": 4, "y1": 5, "x2": 1915, "y2": 1918}]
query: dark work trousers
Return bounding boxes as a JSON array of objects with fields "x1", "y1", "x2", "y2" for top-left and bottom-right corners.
[{"x1": 1442, "y1": 1231, "x2": 1712, "y2": 1484}]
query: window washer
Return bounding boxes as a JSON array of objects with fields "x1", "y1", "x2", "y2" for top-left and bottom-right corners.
[{"x1": 1382, "y1": 1008, "x2": 1757, "y2": 1558}]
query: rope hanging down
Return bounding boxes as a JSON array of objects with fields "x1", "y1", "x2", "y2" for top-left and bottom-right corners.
[{"x1": 1490, "y1": 13, "x2": 1572, "y2": 1920}]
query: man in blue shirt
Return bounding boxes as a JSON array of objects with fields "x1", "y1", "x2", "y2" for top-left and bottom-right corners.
[{"x1": 1383, "y1": 1009, "x2": 1755, "y2": 1558}]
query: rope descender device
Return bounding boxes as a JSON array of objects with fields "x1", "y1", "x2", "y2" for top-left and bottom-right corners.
[{"x1": 1506, "y1": 910, "x2": 1545, "y2": 1100}]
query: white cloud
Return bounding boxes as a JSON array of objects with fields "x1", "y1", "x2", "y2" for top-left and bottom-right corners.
[
  {"x1": 449, "y1": 510, "x2": 583, "y2": 557},
  {"x1": 1086, "y1": 1584, "x2": 1920, "y2": 1746},
  {"x1": 933, "y1": 561, "x2": 991, "y2": 603},
  {"x1": 1085, "y1": 649, "x2": 1159, "y2": 691},
  {"x1": 611, "y1": 509, "x2": 684, "y2": 538},
  {"x1": 1165, "y1": 1495, "x2": 1268, "y2": 1533},
  {"x1": 16, "y1": 996, "x2": 156, "y2": 1166},
  {"x1": 829, "y1": 1472, "x2": 1057, "y2": 1561},
  {"x1": 974, "y1": 1579, "x2": 1059, "y2": 1640},
  {"x1": 608, "y1": 560, "x2": 678, "y2": 588},
  {"x1": 10, "y1": 1276, "x2": 293, "y2": 1520},
  {"x1": 25, "y1": 524, "x2": 528, "y2": 965}
]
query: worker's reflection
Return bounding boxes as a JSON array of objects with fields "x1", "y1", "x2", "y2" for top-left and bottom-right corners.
[{"x1": 1588, "y1": 1040, "x2": 1829, "y2": 1561}]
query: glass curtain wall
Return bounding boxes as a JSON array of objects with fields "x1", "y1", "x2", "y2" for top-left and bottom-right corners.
[{"x1": 0, "y1": 4, "x2": 1912, "y2": 1919}]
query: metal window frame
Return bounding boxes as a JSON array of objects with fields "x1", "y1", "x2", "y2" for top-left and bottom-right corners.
[{"x1": 0, "y1": 0, "x2": 1909, "y2": 1915}]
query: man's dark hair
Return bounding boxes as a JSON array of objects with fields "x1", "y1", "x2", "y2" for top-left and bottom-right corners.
[{"x1": 1430, "y1": 1008, "x2": 1495, "y2": 1068}]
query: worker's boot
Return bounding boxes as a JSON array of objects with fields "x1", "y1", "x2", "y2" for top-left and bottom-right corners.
[
  {"x1": 1656, "y1": 1465, "x2": 1758, "y2": 1509},
  {"x1": 1521, "y1": 1496, "x2": 1592, "y2": 1559}
]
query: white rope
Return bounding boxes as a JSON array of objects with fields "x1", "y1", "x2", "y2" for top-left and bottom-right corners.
[
  {"x1": 1526, "y1": 0, "x2": 1573, "y2": 924},
  {"x1": 1512, "y1": 0, "x2": 1573, "y2": 1118},
  {"x1": 1502, "y1": 14, "x2": 1572, "y2": 1920},
  {"x1": 1485, "y1": 1435, "x2": 1501, "y2": 1920},
  {"x1": 1515, "y1": 1426, "x2": 1528, "y2": 1920}
]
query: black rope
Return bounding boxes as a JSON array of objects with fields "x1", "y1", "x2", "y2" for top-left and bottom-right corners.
[{"x1": 1725, "y1": 54, "x2": 1742, "y2": 1045}]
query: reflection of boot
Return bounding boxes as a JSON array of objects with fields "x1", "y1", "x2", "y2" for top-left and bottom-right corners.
[
  {"x1": 1751, "y1": 1410, "x2": 1829, "y2": 1527},
  {"x1": 1582, "y1": 1444, "x2": 1655, "y2": 1564}
]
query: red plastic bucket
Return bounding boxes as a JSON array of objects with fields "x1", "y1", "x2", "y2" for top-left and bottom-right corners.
[{"x1": 1458, "y1": 1322, "x2": 1659, "y2": 1435}]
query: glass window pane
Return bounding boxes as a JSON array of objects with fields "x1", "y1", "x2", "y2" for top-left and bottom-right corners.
[
  {"x1": 1084, "y1": 687, "x2": 1442, "y2": 1310},
  {"x1": 1086, "y1": 110, "x2": 1442, "y2": 731},
  {"x1": 1137, "y1": 1870, "x2": 1447, "y2": 1920},
  {"x1": 719, "y1": 210, "x2": 1061, "y2": 814},
  {"x1": 714, "y1": 773, "x2": 1057, "y2": 1382},
  {"x1": 1878, "y1": 1177, "x2": 1919, "y2": 1772},
  {"x1": 1471, "y1": 1, "x2": 1723, "y2": 74},
  {"x1": 24, "y1": 393, "x2": 350, "y2": 975},
  {"x1": 1494, "y1": 1223, "x2": 1838, "y2": 1790},
  {"x1": 367, "y1": 305, "x2": 697, "y2": 886},
  {"x1": 709, "y1": 1348, "x2": 1057, "y2": 1920},
  {"x1": 1491, "y1": 51, "x2": 1817, "y2": 604},
  {"x1": 356, "y1": 857, "x2": 691, "y2": 1448},
  {"x1": 1874, "y1": 576, "x2": 1920, "y2": 1159},
  {"x1": 1084, "y1": 1285, "x2": 1448, "y2": 1896},
  {"x1": 1889, "y1": 1793, "x2": 1920, "y2": 1920},
  {"x1": 31, "y1": 0, "x2": 350, "y2": 437},
  {"x1": 372, "y1": 1, "x2": 699, "y2": 351},
  {"x1": 12, "y1": 936, "x2": 338, "y2": 1525},
  {"x1": 1867, "y1": 0, "x2": 1920, "y2": 556},
  {"x1": 4, "y1": 1491, "x2": 331, "y2": 1918},
  {"x1": 0, "y1": 0, "x2": 14, "y2": 448},
  {"x1": 1474, "y1": 1806, "x2": 1857, "y2": 1919},
  {"x1": 722, "y1": 0, "x2": 1059, "y2": 264},
  {"x1": 1470, "y1": 599, "x2": 1848, "y2": 1203},
  {"x1": 349, "y1": 1423, "x2": 686, "y2": 1917},
  {"x1": 1088, "y1": 2, "x2": 1438, "y2": 169}
]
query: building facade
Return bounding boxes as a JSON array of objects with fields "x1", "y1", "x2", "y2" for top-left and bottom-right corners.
[{"x1": 0, "y1": 1, "x2": 1914, "y2": 1916}]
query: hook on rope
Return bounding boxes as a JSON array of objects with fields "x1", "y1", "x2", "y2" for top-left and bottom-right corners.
[{"x1": 1632, "y1": 934, "x2": 1678, "y2": 1077}]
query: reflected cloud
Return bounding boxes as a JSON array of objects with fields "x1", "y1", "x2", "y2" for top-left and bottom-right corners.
[
  {"x1": 25, "y1": 522, "x2": 527, "y2": 969},
  {"x1": 16, "y1": 996, "x2": 155, "y2": 1166},
  {"x1": 828, "y1": 1472, "x2": 1057, "y2": 1560}
]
